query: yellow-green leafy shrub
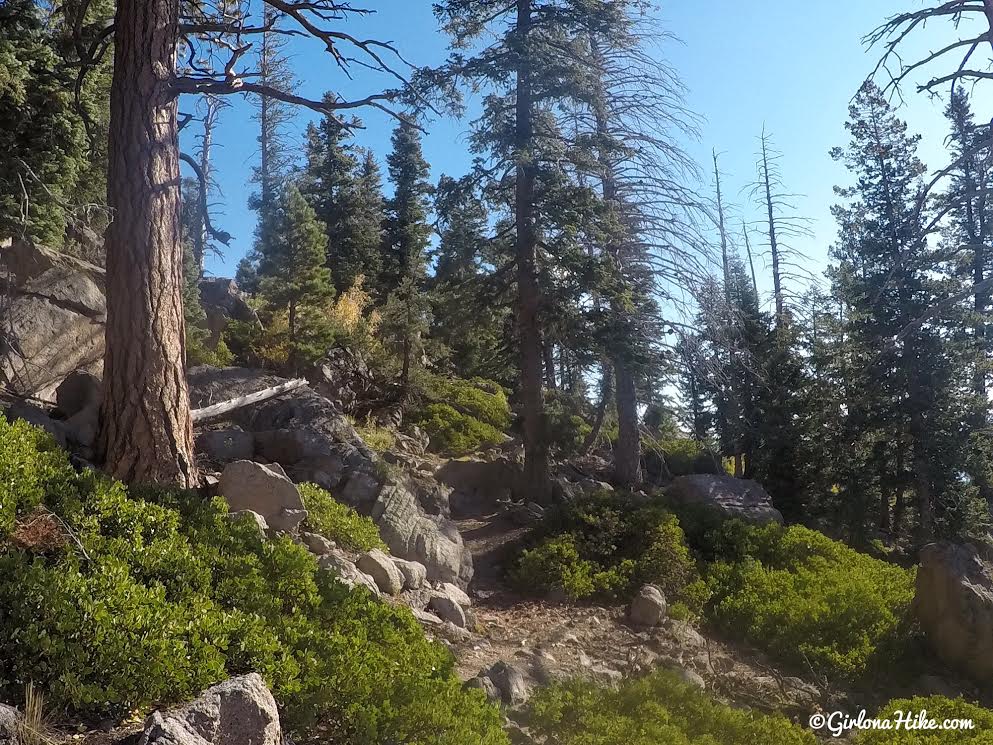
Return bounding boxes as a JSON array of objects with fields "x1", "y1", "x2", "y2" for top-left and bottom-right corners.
[
  {"x1": 706, "y1": 520, "x2": 916, "y2": 682},
  {"x1": 511, "y1": 535, "x2": 631, "y2": 601},
  {"x1": 411, "y1": 403, "x2": 505, "y2": 455},
  {"x1": 0, "y1": 418, "x2": 506, "y2": 744},
  {"x1": 421, "y1": 376, "x2": 511, "y2": 431},
  {"x1": 854, "y1": 696, "x2": 993, "y2": 744},
  {"x1": 512, "y1": 491, "x2": 709, "y2": 615},
  {"x1": 528, "y1": 669, "x2": 816, "y2": 745},
  {"x1": 298, "y1": 483, "x2": 386, "y2": 552},
  {"x1": 408, "y1": 375, "x2": 511, "y2": 454}
]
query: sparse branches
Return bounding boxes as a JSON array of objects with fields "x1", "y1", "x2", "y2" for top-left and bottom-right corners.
[
  {"x1": 867, "y1": 1, "x2": 993, "y2": 98},
  {"x1": 746, "y1": 127, "x2": 814, "y2": 325}
]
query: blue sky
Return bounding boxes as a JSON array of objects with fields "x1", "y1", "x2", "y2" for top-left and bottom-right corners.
[{"x1": 185, "y1": 0, "x2": 992, "y2": 314}]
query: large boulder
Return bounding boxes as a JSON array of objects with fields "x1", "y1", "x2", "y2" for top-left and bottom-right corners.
[
  {"x1": 356, "y1": 549, "x2": 404, "y2": 596},
  {"x1": 666, "y1": 474, "x2": 783, "y2": 526},
  {"x1": 628, "y1": 584, "x2": 667, "y2": 627},
  {"x1": 138, "y1": 674, "x2": 281, "y2": 745},
  {"x1": 436, "y1": 457, "x2": 521, "y2": 517},
  {"x1": 428, "y1": 593, "x2": 467, "y2": 628},
  {"x1": 0, "y1": 704, "x2": 21, "y2": 745},
  {"x1": 189, "y1": 366, "x2": 370, "y2": 490},
  {"x1": 318, "y1": 552, "x2": 380, "y2": 595},
  {"x1": 0, "y1": 240, "x2": 106, "y2": 399},
  {"x1": 393, "y1": 557, "x2": 428, "y2": 590},
  {"x1": 486, "y1": 661, "x2": 531, "y2": 707},
  {"x1": 916, "y1": 542, "x2": 993, "y2": 681},
  {"x1": 198, "y1": 277, "x2": 261, "y2": 350},
  {"x1": 218, "y1": 460, "x2": 306, "y2": 533}
]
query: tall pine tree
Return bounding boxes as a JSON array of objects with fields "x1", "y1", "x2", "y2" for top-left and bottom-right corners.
[{"x1": 256, "y1": 183, "x2": 335, "y2": 374}]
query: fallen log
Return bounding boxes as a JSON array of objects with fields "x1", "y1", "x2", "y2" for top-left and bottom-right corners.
[{"x1": 191, "y1": 378, "x2": 308, "y2": 424}]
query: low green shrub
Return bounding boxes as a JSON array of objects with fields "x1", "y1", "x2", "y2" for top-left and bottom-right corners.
[
  {"x1": 421, "y1": 375, "x2": 511, "y2": 431},
  {"x1": 512, "y1": 492, "x2": 709, "y2": 615},
  {"x1": 298, "y1": 483, "x2": 386, "y2": 552},
  {"x1": 527, "y1": 669, "x2": 816, "y2": 745},
  {"x1": 854, "y1": 696, "x2": 993, "y2": 744},
  {"x1": 408, "y1": 375, "x2": 512, "y2": 454},
  {"x1": 705, "y1": 520, "x2": 916, "y2": 682},
  {"x1": 411, "y1": 402, "x2": 505, "y2": 455},
  {"x1": 511, "y1": 535, "x2": 631, "y2": 601},
  {"x1": 0, "y1": 418, "x2": 506, "y2": 744}
]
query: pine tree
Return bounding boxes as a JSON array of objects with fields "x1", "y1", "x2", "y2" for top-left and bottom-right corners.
[
  {"x1": 242, "y1": 7, "x2": 298, "y2": 291},
  {"x1": 829, "y1": 81, "x2": 976, "y2": 542},
  {"x1": 941, "y1": 87, "x2": 993, "y2": 506},
  {"x1": 379, "y1": 122, "x2": 434, "y2": 392},
  {"x1": 60, "y1": 0, "x2": 421, "y2": 486},
  {"x1": 382, "y1": 122, "x2": 433, "y2": 292},
  {"x1": 299, "y1": 112, "x2": 386, "y2": 294},
  {"x1": 0, "y1": 0, "x2": 87, "y2": 246},
  {"x1": 337, "y1": 149, "x2": 385, "y2": 294},
  {"x1": 235, "y1": 257, "x2": 260, "y2": 295},
  {"x1": 433, "y1": 0, "x2": 639, "y2": 499},
  {"x1": 430, "y1": 175, "x2": 517, "y2": 384},
  {"x1": 251, "y1": 8, "x2": 296, "y2": 217},
  {"x1": 45, "y1": 0, "x2": 114, "y2": 247},
  {"x1": 257, "y1": 183, "x2": 335, "y2": 373}
]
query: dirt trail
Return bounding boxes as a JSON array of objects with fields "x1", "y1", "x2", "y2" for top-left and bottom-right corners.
[{"x1": 451, "y1": 506, "x2": 831, "y2": 726}]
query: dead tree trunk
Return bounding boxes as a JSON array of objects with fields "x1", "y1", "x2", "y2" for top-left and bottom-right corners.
[
  {"x1": 515, "y1": 0, "x2": 552, "y2": 501},
  {"x1": 99, "y1": 0, "x2": 197, "y2": 487},
  {"x1": 760, "y1": 133, "x2": 785, "y2": 325}
]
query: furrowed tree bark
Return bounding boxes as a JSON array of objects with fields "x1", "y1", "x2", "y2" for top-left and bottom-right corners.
[
  {"x1": 514, "y1": 0, "x2": 552, "y2": 501},
  {"x1": 98, "y1": 0, "x2": 198, "y2": 488},
  {"x1": 613, "y1": 357, "x2": 642, "y2": 487}
]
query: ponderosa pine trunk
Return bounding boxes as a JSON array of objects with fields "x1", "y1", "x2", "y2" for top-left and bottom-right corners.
[
  {"x1": 98, "y1": 0, "x2": 197, "y2": 488},
  {"x1": 514, "y1": 0, "x2": 552, "y2": 501}
]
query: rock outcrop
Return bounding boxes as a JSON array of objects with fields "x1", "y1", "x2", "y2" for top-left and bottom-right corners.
[
  {"x1": 1, "y1": 239, "x2": 106, "y2": 399},
  {"x1": 309, "y1": 346, "x2": 374, "y2": 414},
  {"x1": 916, "y1": 541, "x2": 993, "y2": 681},
  {"x1": 666, "y1": 474, "x2": 783, "y2": 526},
  {"x1": 197, "y1": 277, "x2": 260, "y2": 350},
  {"x1": 437, "y1": 457, "x2": 520, "y2": 517},
  {"x1": 189, "y1": 367, "x2": 473, "y2": 588},
  {"x1": 138, "y1": 674, "x2": 281, "y2": 745}
]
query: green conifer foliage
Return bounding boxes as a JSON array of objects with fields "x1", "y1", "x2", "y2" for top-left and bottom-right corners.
[
  {"x1": 257, "y1": 183, "x2": 335, "y2": 372},
  {"x1": 0, "y1": 0, "x2": 87, "y2": 246}
]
